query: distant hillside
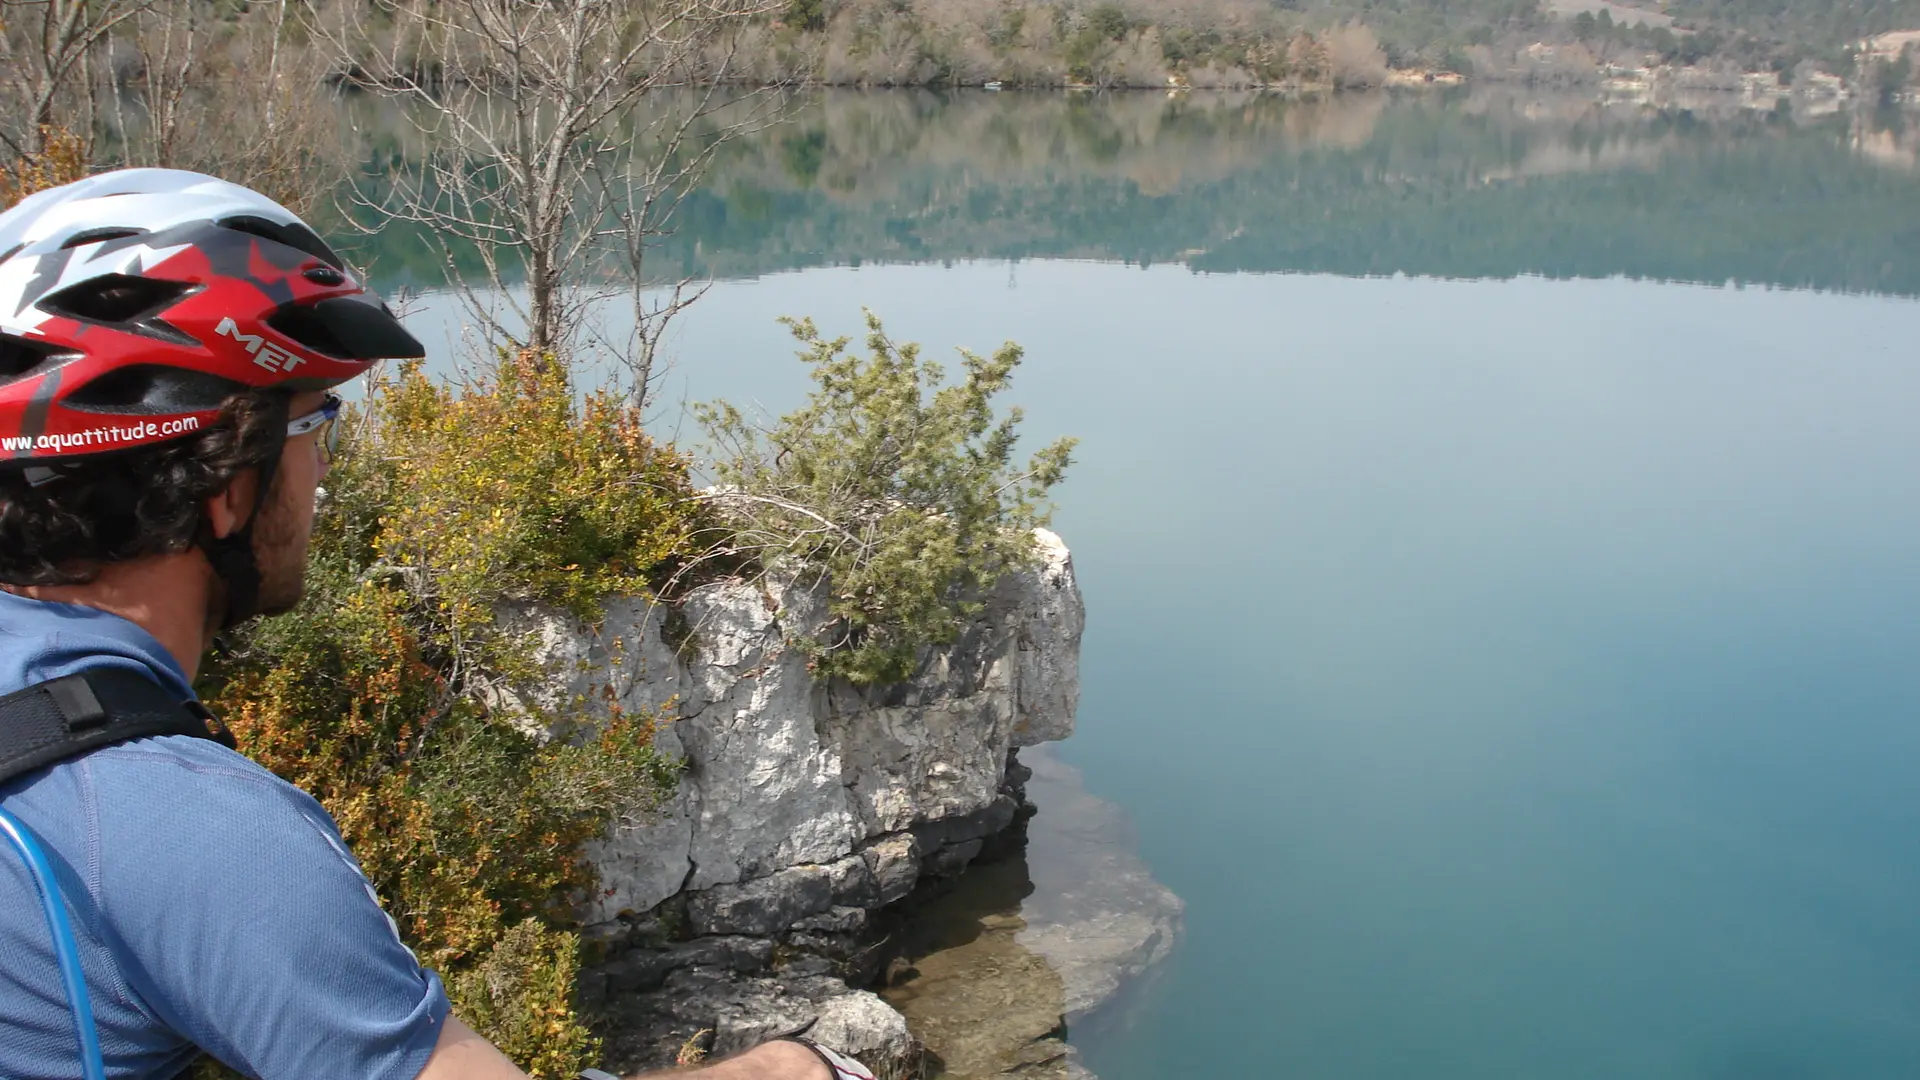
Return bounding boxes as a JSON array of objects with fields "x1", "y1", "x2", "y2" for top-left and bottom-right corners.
[
  {"x1": 1287, "y1": 0, "x2": 1543, "y2": 61},
  {"x1": 1293, "y1": 0, "x2": 1919, "y2": 72},
  {"x1": 1664, "y1": 0, "x2": 1920, "y2": 49},
  {"x1": 1545, "y1": 0, "x2": 1672, "y2": 30},
  {"x1": 1318, "y1": 0, "x2": 1920, "y2": 49}
]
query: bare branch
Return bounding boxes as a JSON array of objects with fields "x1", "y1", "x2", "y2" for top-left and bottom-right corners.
[
  {"x1": 311, "y1": 0, "x2": 783, "y2": 390},
  {"x1": 687, "y1": 490, "x2": 862, "y2": 544}
]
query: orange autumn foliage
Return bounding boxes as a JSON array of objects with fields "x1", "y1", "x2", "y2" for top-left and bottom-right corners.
[
  {"x1": 198, "y1": 351, "x2": 701, "y2": 1077},
  {"x1": 1, "y1": 127, "x2": 88, "y2": 209}
]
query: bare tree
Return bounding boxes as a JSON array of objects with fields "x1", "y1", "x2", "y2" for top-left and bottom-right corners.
[
  {"x1": 113, "y1": 0, "x2": 198, "y2": 169},
  {"x1": 582, "y1": 84, "x2": 787, "y2": 409},
  {"x1": 318, "y1": 0, "x2": 788, "y2": 406},
  {"x1": 0, "y1": 0, "x2": 160, "y2": 160},
  {"x1": 105, "y1": 0, "x2": 352, "y2": 215}
]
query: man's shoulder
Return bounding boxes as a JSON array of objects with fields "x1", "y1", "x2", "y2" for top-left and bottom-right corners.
[
  {"x1": 80, "y1": 731, "x2": 299, "y2": 803},
  {"x1": 84, "y1": 734, "x2": 339, "y2": 844},
  {"x1": 2, "y1": 729, "x2": 310, "y2": 825},
  {"x1": 31, "y1": 733, "x2": 364, "y2": 903},
  {"x1": 89, "y1": 729, "x2": 284, "y2": 782},
  {"x1": 40, "y1": 738, "x2": 451, "y2": 1080}
]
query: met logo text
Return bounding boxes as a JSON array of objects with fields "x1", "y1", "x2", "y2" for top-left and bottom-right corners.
[{"x1": 216, "y1": 317, "x2": 305, "y2": 374}]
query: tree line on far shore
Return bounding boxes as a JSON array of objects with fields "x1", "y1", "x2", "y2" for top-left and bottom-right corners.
[
  {"x1": 740, "y1": 0, "x2": 1920, "y2": 91},
  {"x1": 6, "y1": 0, "x2": 1918, "y2": 155}
]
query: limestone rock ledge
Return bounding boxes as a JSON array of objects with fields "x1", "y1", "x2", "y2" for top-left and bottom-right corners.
[{"x1": 504, "y1": 530, "x2": 1090, "y2": 1076}]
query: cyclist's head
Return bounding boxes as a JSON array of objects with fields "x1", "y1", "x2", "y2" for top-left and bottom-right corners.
[{"x1": 0, "y1": 169, "x2": 423, "y2": 623}]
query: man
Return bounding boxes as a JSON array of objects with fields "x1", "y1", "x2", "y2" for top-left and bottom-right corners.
[{"x1": 0, "y1": 170, "x2": 867, "y2": 1080}]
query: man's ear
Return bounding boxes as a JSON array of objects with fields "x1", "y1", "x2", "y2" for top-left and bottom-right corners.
[{"x1": 202, "y1": 467, "x2": 260, "y2": 540}]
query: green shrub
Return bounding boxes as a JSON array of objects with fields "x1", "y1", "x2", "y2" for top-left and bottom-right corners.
[
  {"x1": 447, "y1": 920, "x2": 601, "y2": 1076},
  {"x1": 695, "y1": 311, "x2": 1075, "y2": 686},
  {"x1": 785, "y1": 0, "x2": 827, "y2": 32},
  {"x1": 196, "y1": 349, "x2": 700, "y2": 1078}
]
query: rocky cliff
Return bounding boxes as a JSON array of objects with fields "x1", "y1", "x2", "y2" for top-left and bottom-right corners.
[{"x1": 507, "y1": 529, "x2": 1105, "y2": 1076}]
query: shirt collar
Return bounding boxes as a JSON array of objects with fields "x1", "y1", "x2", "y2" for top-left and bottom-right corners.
[{"x1": 0, "y1": 590, "x2": 197, "y2": 701}]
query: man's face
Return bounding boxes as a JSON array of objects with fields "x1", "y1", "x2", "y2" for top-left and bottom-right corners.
[{"x1": 252, "y1": 389, "x2": 332, "y2": 616}]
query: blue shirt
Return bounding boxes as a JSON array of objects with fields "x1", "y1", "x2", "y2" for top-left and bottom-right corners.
[{"x1": 0, "y1": 592, "x2": 450, "y2": 1079}]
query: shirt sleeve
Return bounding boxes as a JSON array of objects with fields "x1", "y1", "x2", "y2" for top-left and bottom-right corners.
[{"x1": 88, "y1": 742, "x2": 451, "y2": 1080}]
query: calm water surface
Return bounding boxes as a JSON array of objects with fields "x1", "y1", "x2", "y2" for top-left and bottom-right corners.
[{"x1": 396, "y1": 92, "x2": 1920, "y2": 1079}]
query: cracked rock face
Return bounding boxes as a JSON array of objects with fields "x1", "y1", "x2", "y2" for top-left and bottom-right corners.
[
  {"x1": 506, "y1": 531, "x2": 1093, "y2": 1077},
  {"x1": 506, "y1": 529, "x2": 1083, "y2": 922}
]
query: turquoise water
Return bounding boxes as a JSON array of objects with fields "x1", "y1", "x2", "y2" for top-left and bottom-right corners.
[
  {"x1": 652, "y1": 267, "x2": 1920, "y2": 1079},
  {"x1": 394, "y1": 93, "x2": 1920, "y2": 1079}
]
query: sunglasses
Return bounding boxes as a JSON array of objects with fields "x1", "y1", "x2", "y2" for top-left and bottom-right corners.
[{"x1": 286, "y1": 393, "x2": 343, "y2": 463}]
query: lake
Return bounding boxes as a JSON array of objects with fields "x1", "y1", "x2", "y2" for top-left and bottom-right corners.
[{"x1": 387, "y1": 89, "x2": 1920, "y2": 1080}]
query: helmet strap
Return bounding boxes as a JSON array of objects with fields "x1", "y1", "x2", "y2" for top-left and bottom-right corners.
[{"x1": 198, "y1": 445, "x2": 283, "y2": 631}]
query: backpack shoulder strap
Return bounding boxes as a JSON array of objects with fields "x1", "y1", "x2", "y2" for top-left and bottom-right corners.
[{"x1": 0, "y1": 667, "x2": 237, "y2": 788}]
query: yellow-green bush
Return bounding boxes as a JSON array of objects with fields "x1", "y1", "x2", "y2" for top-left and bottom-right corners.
[
  {"x1": 371, "y1": 352, "x2": 708, "y2": 637},
  {"x1": 0, "y1": 127, "x2": 88, "y2": 209},
  {"x1": 447, "y1": 919, "x2": 602, "y2": 1078},
  {"x1": 697, "y1": 312, "x2": 1075, "y2": 686},
  {"x1": 198, "y1": 350, "x2": 705, "y2": 1077}
]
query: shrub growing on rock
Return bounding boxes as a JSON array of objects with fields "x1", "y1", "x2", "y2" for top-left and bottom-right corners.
[
  {"x1": 695, "y1": 310, "x2": 1075, "y2": 686},
  {"x1": 195, "y1": 350, "x2": 697, "y2": 1077}
]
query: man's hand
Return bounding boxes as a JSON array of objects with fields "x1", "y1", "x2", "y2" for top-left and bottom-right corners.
[
  {"x1": 657, "y1": 1039, "x2": 835, "y2": 1080},
  {"x1": 417, "y1": 1015, "x2": 834, "y2": 1080}
]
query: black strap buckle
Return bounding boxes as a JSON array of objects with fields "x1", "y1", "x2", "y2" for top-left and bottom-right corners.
[
  {"x1": 0, "y1": 668, "x2": 236, "y2": 787},
  {"x1": 43, "y1": 676, "x2": 108, "y2": 733}
]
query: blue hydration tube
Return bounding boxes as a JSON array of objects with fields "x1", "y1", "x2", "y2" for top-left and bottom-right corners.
[{"x1": 0, "y1": 804, "x2": 107, "y2": 1080}]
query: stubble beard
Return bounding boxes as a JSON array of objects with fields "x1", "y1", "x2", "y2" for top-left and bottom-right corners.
[{"x1": 248, "y1": 482, "x2": 313, "y2": 618}]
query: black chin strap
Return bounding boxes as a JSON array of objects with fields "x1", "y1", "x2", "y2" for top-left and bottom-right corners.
[{"x1": 199, "y1": 445, "x2": 283, "y2": 631}]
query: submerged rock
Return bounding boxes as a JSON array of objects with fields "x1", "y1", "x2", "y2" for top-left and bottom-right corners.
[
  {"x1": 1012, "y1": 749, "x2": 1183, "y2": 1021},
  {"x1": 879, "y1": 747, "x2": 1182, "y2": 1079}
]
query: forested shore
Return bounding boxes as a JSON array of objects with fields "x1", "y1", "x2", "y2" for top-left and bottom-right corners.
[
  {"x1": 5, "y1": 0, "x2": 1916, "y2": 232},
  {"x1": 5, "y1": 0, "x2": 1918, "y2": 150}
]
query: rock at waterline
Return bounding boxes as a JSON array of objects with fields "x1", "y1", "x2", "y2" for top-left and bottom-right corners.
[{"x1": 880, "y1": 746, "x2": 1183, "y2": 1079}]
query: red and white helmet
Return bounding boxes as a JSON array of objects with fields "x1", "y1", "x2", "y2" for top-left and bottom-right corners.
[{"x1": 0, "y1": 168, "x2": 422, "y2": 466}]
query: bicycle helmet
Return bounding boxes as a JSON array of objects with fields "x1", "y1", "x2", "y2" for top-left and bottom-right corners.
[
  {"x1": 0, "y1": 168, "x2": 421, "y2": 466},
  {"x1": 0, "y1": 169, "x2": 423, "y2": 624}
]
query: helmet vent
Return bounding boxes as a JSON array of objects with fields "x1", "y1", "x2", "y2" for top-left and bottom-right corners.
[
  {"x1": 0, "y1": 335, "x2": 76, "y2": 384},
  {"x1": 64, "y1": 364, "x2": 243, "y2": 416},
  {"x1": 143, "y1": 318, "x2": 202, "y2": 347},
  {"x1": 60, "y1": 227, "x2": 144, "y2": 250},
  {"x1": 220, "y1": 215, "x2": 344, "y2": 269},
  {"x1": 41, "y1": 274, "x2": 193, "y2": 327}
]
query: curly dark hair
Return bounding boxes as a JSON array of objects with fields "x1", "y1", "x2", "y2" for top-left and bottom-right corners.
[{"x1": 0, "y1": 391, "x2": 290, "y2": 586}]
